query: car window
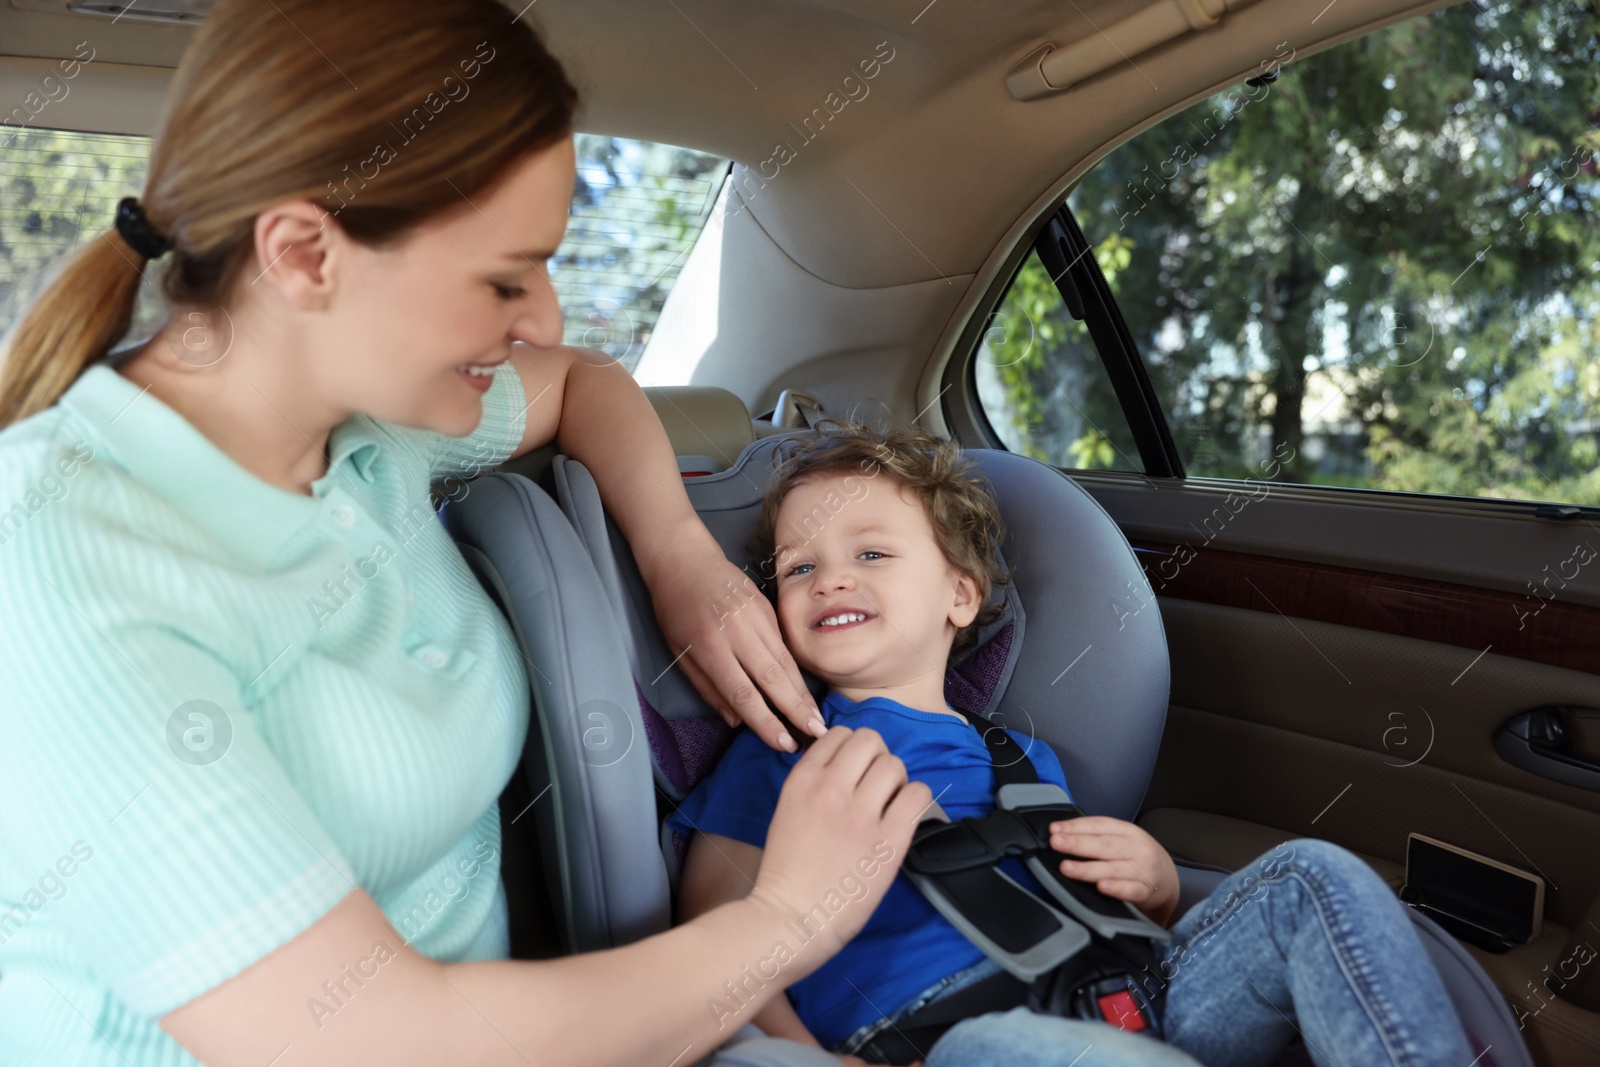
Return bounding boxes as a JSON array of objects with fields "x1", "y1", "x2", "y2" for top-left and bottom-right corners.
[
  {"x1": 974, "y1": 244, "x2": 1144, "y2": 473},
  {"x1": 563, "y1": 138, "x2": 726, "y2": 369},
  {"x1": 1038, "y1": 1, "x2": 1600, "y2": 506},
  {"x1": 0, "y1": 129, "x2": 166, "y2": 342},
  {"x1": 0, "y1": 127, "x2": 727, "y2": 372}
]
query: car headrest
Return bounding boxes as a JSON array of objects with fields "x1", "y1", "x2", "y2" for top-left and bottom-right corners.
[
  {"x1": 642, "y1": 386, "x2": 754, "y2": 475},
  {"x1": 486, "y1": 384, "x2": 754, "y2": 491}
]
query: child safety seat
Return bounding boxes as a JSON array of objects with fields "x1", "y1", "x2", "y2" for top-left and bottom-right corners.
[{"x1": 441, "y1": 431, "x2": 1532, "y2": 1067}]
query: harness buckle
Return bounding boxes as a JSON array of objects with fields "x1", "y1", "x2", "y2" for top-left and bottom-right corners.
[{"x1": 1092, "y1": 981, "x2": 1152, "y2": 1032}]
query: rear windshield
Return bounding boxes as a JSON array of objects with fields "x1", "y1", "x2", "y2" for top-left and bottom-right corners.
[{"x1": 0, "y1": 127, "x2": 727, "y2": 373}]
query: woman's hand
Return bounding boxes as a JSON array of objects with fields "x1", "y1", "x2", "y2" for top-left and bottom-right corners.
[
  {"x1": 644, "y1": 537, "x2": 826, "y2": 752},
  {"x1": 748, "y1": 726, "x2": 932, "y2": 967},
  {"x1": 1049, "y1": 816, "x2": 1181, "y2": 927}
]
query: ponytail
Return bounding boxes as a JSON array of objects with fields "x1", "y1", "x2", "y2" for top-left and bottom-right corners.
[{"x1": 0, "y1": 229, "x2": 148, "y2": 428}]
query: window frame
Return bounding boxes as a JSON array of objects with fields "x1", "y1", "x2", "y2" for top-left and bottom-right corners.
[
  {"x1": 1034, "y1": 206, "x2": 1185, "y2": 480},
  {"x1": 962, "y1": 201, "x2": 1184, "y2": 481}
]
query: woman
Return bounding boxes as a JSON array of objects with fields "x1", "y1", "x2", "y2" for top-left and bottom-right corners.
[{"x1": 0, "y1": 2, "x2": 934, "y2": 1064}]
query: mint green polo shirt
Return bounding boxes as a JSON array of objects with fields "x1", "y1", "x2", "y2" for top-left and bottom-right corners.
[{"x1": 0, "y1": 351, "x2": 532, "y2": 1065}]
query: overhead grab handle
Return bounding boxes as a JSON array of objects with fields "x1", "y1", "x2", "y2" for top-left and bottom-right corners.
[{"x1": 1006, "y1": 0, "x2": 1263, "y2": 99}]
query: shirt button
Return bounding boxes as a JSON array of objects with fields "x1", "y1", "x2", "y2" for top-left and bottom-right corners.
[
  {"x1": 331, "y1": 504, "x2": 356, "y2": 528},
  {"x1": 405, "y1": 637, "x2": 476, "y2": 679}
]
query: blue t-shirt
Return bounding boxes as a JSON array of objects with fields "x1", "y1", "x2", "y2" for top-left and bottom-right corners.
[{"x1": 665, "y1": 690, "x2": 1073, "y2": 1050}]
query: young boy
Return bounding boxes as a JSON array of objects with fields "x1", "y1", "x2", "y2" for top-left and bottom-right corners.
[{"x1": 668, "y1": 421, "x2": 1472, "y2": 1067}]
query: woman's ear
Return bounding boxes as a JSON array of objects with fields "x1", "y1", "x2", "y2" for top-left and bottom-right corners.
[
  {"x1": 251, "y1": 199, "x2": 341, "y2": 310},
  {"x1": 949, "y1": 569, "x2": 981, "y2": 629}
]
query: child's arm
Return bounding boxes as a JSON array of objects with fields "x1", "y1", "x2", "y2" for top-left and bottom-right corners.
[
  {"x1": 1047, "y1": 816, "x2": 1182, "y2": 928},
  {"x1": 678, "y1": 830, "x2": 828, "y2": 1047}
]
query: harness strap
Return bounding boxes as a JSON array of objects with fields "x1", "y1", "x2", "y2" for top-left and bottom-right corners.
[
  {"x1": 950, "y1": 705, "x2": 1043, "y2": 789},
  {"x1": 904, "y1": 805, "x2": 1093, "y2": 977},
  {"x1": 855, "y1": 705, "x2": 1169, "y2": 1062},
  {"x1": 846, "y1": 966, "x2": 1032, "y2": 1065}
]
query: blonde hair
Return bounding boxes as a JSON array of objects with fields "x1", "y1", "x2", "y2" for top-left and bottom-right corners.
[
  {"x1": 754, "y1": 418, "x2": 1011, "y2": 664},
  {"x1": 0, "y1": 0, "x2": 577, "y2": 428}
]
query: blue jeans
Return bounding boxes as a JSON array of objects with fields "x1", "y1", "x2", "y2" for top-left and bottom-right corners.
[{"x1": 851, "y1": 840, "x2": 1472, "y2": 1067}]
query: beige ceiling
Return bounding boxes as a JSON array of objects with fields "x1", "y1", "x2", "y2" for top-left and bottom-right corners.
[{"x1": 2, "y1": 0, "x2": 1454, "y2": 291}]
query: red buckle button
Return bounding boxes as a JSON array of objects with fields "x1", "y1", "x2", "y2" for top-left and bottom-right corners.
[{"x1": 1096, "y1": 989, "x2": 1147, "y2": 1032}]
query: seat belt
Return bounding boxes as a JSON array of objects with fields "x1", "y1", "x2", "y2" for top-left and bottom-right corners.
[{"x1": 854, "y1": 706, "x2": 1170, "y2": 1063}]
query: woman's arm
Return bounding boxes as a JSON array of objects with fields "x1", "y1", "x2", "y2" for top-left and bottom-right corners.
[
  {"x1": 161, "y1": 885, "x2": 808, "y2": 1066},
  {"x1": 504, "y1": 345, "x2": 694, "y2": 558},
  {"x1": 162, "y1": 725, "x2": 932, "y2": 1067},
  {"x1": 506, "y1": 343, "x2": 825, "y2": 752},
  {"x1": 679, "y1": 830, "x2": 826, "y2": 1047}
]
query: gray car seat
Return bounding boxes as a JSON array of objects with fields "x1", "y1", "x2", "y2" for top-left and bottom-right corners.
[{"x1": 442, "y1": 432, "x2": 1533, "y2": 1067}]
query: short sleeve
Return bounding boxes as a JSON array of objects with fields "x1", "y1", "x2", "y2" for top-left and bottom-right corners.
[
  {"x1": 0, "y1": 541, "x2": 356, "y2": 1019},
  {"x1": 664, "y1": 729, "x2": 797, "y2": 849},
  {"x1": 381, "y1": 363, "x2": 529, "y2": 482},
  {"x1": 1008, "y1": 729, "x2": 1074, "y2": 804}
]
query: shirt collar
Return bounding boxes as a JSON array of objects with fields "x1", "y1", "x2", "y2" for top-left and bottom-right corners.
[
  {"x1": 59, "y1": 357, "x2": 384, "y2": 571},
  {"x1": 824, "y1": 690, "x2": 971, "y2": 723},
  {"x1": 330, "y1": 425, "x2": 384, "y2": 483}
]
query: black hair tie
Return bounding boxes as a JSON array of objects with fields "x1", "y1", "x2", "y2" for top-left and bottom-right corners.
[{"x1": 114, "y1": 196, "x2": 173, "y2": 260}]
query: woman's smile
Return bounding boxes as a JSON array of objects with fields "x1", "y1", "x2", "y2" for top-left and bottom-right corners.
[{"x1": 456, "y1": 365, "x2": 498, "y2": 391}]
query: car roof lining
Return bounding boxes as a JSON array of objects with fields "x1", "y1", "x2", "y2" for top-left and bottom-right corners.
[{"x1": 3, "y1": 0, "x2": 1456, "y2": 292}]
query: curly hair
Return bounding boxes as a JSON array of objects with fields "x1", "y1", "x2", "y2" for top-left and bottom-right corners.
[{"x1": 752, "y1": 418, "x2": 1011, "y2": 665}]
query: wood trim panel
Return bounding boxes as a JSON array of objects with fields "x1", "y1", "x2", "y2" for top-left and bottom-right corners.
[{"x1": 1130, "y1": 541, "x2": 1600, "y2": 676}]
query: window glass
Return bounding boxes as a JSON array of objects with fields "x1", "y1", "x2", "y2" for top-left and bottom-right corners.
[
  {"x1": 974, "y1": 246, "x2": 1143, "y2": 472},
  {"x1": 0, "y1": 128, "x2": 727, "y2": 374},
  {"x1": 1066, "y1": 0, "x2": 1600, "y2": 505},
  {"x1": 0, "y1": 129, "x2": 164, "y2": 341},
  {"x1": 558, "y1": 138, "x2": 726, "y2": 370}
]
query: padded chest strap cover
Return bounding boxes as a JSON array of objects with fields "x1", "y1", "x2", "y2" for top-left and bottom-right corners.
[{"x1": 899, "y1": 706, "x2": 1171, "y2": 1037}]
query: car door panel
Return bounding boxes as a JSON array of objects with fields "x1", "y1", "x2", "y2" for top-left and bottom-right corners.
[{"x1": 1130, "y1": 582, "x2": 1600, "y2": 1064}]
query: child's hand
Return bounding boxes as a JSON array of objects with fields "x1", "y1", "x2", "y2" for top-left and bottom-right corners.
[{"x1": 1048, "y1": 816, "x2": 1180, "y2": 927}]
